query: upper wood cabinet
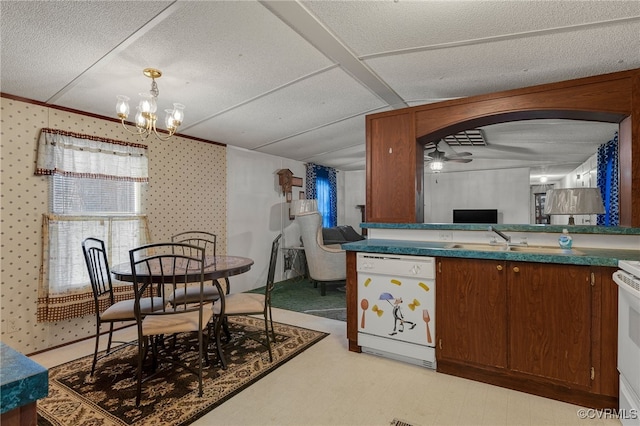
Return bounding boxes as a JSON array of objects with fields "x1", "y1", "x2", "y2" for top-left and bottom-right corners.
[
  {"x1": 366, "y1": 111, "x2": 423, "y2": 223},
  {"x1": 365, "y1": 69, "x2": 640, "y2": 226}
]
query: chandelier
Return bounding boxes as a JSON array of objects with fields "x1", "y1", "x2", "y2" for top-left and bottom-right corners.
[{"x1": 116, "y1": 68, "x2": 185, "y2": 141}]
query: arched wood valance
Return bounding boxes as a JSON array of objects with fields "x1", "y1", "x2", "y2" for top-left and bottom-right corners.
[{"x1": 365, "y1": 68, "x2": 640, "y2": 227}]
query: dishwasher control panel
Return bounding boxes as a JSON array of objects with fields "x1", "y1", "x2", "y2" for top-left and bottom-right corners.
[{"x1": 357, "y1": 253, "x2": 435, "y2": 279}]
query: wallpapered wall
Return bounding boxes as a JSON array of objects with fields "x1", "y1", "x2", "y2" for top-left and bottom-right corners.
[{"x1": 0, "y1": 97, "x2": 227, "y2": 354}]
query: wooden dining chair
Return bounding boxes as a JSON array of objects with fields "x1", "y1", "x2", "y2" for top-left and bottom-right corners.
[
  {"x1": 211, "y1": 234, "x2": 281, "y2": 369},
  {"x1": 82, "y1": 237, "x2": 163, "y2": 376},
  {"x1": 129, "y1": 242, "x2": 219, "y2": 406}
]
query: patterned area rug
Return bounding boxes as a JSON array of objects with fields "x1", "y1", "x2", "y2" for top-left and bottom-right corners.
[{"x1": 38, "y1": 316, "x2": 328, "y2": 426}]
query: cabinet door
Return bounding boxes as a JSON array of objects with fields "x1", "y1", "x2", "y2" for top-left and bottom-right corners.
[
  {"x1": 436, "y1": 257, "x2": 507, "y2": 368},
  {"x1": 508, "y1": 262, "x2": 592, "y2": 388}
]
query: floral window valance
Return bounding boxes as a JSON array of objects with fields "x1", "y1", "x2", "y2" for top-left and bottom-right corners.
[{"x1": 35, "y1": 128, "x2": 149, "y2": 182}]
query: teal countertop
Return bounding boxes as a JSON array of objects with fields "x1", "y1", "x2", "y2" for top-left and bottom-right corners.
[
  {"x1": 0, "y1": 342, "x2": 48, "y2": 414},
  {"x1": 361, "y1": 223, "x2": 640, "y2": 235},
  {"x1": 342, "y1": 239, "x2": 640, "y2": 266}
]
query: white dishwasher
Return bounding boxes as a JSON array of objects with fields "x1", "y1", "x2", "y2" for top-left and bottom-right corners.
[{"x1": 357, "y1": 253, "x2": 436, "y2": 369}]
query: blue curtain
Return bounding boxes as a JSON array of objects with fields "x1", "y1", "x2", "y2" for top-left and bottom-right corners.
[
  {"x1": 305, "y1": 163, "x2": 337, "y2": 227},
  {"x1": 596, "y1": 132, "x2": 619, "y2": 226}
]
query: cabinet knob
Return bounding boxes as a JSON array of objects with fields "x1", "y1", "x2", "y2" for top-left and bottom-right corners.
[
  {"x1": 513, "y1": 266, "x2": 520, "y2": 273},
  {"x1": 496, "y1": 265, "x2": 503, "y2": 271}
]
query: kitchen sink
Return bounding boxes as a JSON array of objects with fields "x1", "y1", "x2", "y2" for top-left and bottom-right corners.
[
  {"x1": 445, "y1": 243, "x2": 510, "y2": 251},
  {"x1": 446, "y1": 243, "x2": 584, "y2": 255},
  {"x1": 508, "y1": 246, "x2": 584, "y2": 255}
]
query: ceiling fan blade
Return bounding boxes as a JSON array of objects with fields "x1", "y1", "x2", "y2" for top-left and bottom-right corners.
[
  {"x1": 483, "y1": 144, "x2": 537, "y2": 155},
  {"x1": 425, "y1": 149, "x2": 446, "y2": 161},
  {"x1": 447, "y1": 152, "x2": 473, "y2": 158},
  {"x1": 445, "y1": 158, "x2": 473, "y2": 163}
]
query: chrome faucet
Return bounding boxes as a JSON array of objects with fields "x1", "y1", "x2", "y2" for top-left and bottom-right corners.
[{"x1": 488, "y1": 226, "x2": 511, "y2": 244}]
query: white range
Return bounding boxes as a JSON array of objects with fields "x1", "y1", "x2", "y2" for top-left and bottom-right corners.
[{"x1": 613, "y1": 260, "x2": 640, "y2": 425}]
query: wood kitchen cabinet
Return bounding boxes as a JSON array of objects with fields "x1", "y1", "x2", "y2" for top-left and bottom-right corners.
[
  {"x1": 436, "y1": 257, "x2": 618, "y2": 409},
  {"x1": 436, "y1": 257, "x2": 507, "y2": 369},
  {"x1": 365, "y1": 111, "x2": 424, "y2": 223},
  {"x1": 508, "y1": 262, "x2": 592, "y2": 388}
]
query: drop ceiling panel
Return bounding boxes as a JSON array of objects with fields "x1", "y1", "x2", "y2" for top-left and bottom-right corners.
[
  {"x1": 185, "y1": 67, "x2": 384, "y2": 149},
  {"x1": 364, "y1": 22, "x2": 640, "y2": 102},
  {"x1": 306, "y1": 144, "x2": 367, "y2": 171},
  {"x1": 0, "y1": 1, "x2": 172, "y2": 101},
  {"x1": 47, "y1": 1, "x2": 335, "y2": 127},
  {"x1": 303, "y1": 0, "x2": 640, "y2": 57},
  {"x1": 258, "y1": 114, "x2": 367, "y2": 163}
]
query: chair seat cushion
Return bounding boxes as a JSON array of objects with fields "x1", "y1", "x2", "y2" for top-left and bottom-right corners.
[
  {"x1": 100, "y1": 297, "x2": 164, "y2": 321},
  {"x1": 212, "y1": 293, "x2": 265, "y2": 315},
  {"x1": 169, "y1": 284, "x2": 221, "y2": 305},
  {"x1": 142, "y1": 305, "x2": 213, "y2": 336}
]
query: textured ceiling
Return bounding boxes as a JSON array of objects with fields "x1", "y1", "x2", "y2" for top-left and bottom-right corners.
[{"x1": 1, "y1": 0, "x2": 638, "y2": 181}]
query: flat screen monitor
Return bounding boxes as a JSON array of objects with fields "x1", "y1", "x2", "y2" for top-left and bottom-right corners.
[{"x1": 453, "y1": 209, "x2": 498, "y2": 224}]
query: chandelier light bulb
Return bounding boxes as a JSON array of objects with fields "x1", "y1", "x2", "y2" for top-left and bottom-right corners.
[
  {"x1": 135, "y1": 107, "x2": 146, "y2": 128},
  {"x1": 116, "y1": 95, "x2": 130, "y2": 119},
  {"x1": 165, "y1": 109, "x2": 176, "y2": 131},
  {"x1": 171, "y1": 103, "x2": 185, "y2": 125},
  {"x1": 138, "y1": 93, "x2": 156, "y2": 115},
  {"x1": 540, "y1": 175, "x2": 548, "y2": 183}
]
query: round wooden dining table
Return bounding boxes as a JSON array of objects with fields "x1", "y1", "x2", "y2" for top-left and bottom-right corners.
[{"x1": 110, "y1": 255, "x2": 254, "y2": 283}]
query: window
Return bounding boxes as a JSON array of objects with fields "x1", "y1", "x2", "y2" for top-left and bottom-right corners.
[
  {"x1": 36, "y1": 129, "x2": 149, "y2": 322},
  {"x1": 305, "y1": 163, "x2": 337, "y2": 227},
  {"x1": 47, "y1": 175, "x2": 146, "y2": 294},
  {"x1": 52, "y1": 175, "x2": 140, "y2": 215}
]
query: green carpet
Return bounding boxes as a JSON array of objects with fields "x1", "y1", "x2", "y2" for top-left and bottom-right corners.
[{"x1": 248, "y1": 278, "x2": 346, "y2": 321}]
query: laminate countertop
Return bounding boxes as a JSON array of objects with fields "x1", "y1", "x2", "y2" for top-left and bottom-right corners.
[
  {"x1": 0, "y1": 342, "x2": 48, "y2": 414},
  {"x1": 342, "y1": 239, "x2": 640, "y2": 267}
]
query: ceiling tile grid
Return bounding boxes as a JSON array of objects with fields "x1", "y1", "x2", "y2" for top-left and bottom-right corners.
[
  {"x1": 1, "y1": 0, "x2": 638, "y2": 176},
  {"x1": 303, "y1": 0, "x2": 640, "y2": 57},
  {"x1": 261, "y1": 114, "x2": 369, "y2": 165},
  {"x1": 0, "y1": 1, "x2": 172, "y2": 101},
  {"x1": 364, "y1": 22, "x2": 640, "y2": 102},
  {"x1": 185, "y1": 66, "x2": 385, "y2": 151}
]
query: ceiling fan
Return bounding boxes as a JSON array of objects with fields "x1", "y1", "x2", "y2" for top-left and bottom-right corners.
[{"x1": 424, "y1": 140, "x2": 473, "y2": 165}]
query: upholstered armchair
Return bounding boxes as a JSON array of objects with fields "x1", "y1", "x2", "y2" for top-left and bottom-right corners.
[{"x1": 296, "y1": 211, "x2": 346, "y2": 296}]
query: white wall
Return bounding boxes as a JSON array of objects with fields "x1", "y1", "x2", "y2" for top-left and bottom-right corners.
[
  {"x1": 226, "y1": 146, "x2": 307, "y2": 292},
  {"x1": 343, "y1": 170, "x2": 366, "y2": 234},
  {"x1": 226, "y1": 149, "x2": 358, "y2": 293},
  {"x1": 424, "y1": 168, "x2": 530, "y2": 224}
]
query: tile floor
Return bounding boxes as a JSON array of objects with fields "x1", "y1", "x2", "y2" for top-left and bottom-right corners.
[{"x1": 30, "y1": 308, "x2": 622, "y2": 426}]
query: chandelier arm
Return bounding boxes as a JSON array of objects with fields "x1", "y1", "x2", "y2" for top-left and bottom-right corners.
[
  {"x1": 152, "y1": 130, "x2": 175, "y2": 141},
  {"x1": 120, "y1": 120, "x2": 147, "y2": 136},
  {"x1": 149, "y1": 117, "x2": 176, "y2": 141}
]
